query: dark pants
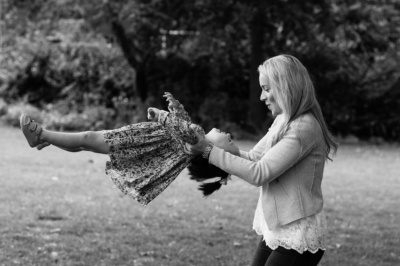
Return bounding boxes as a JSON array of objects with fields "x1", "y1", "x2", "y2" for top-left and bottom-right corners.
[{"x1": 250, "y1": 239, "x2": 325, "y2": 266}]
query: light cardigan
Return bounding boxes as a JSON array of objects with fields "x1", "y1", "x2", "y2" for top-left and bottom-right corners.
[{"x1": 208, "y1": 113, "x2": 327, "y2": 230}]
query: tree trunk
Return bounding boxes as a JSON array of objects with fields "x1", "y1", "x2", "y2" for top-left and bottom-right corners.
[
  {"x1": 105, "y1": 3, "x2": 148, "y2": 102},
  {"x1": 248, "y1": 7, "x2": 269, "y2": 133}
]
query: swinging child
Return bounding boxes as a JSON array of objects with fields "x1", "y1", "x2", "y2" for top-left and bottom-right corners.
[{"x1": 20, "y1": 92, "x2": 240, "y2": 205}]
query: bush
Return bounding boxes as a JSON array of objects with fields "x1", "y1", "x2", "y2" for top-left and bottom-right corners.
[
  {"x1": 0, "y1": 31, "x2": 136, "y2": 111},
  {"x1": 42, "y1": 105, "x2": 116, "y2": 131},
  {"x1": 0, "y1": 102, "x2": 44, "y2": 127},
  {"x1": 0, "y1": 100, "x2": 121, "y2": 131},
  {"x1": 197, "y1": 94, "x2": 253, "y2": 140}
]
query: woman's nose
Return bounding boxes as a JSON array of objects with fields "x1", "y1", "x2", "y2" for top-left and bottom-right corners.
[{"x1": 260, "y1": 91, "x2": 267, "y2": 101}]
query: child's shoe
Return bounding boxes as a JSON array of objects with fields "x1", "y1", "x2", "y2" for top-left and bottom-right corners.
[
  {"x1": 36, "y1": 142, "x2": 50, "y2": 150},
  {"x1": 20, "y1": 114, "x2": 43, "y2": 147}
]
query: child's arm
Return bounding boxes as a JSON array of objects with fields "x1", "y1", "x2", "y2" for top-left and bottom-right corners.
[
  {"x1": 147, "y1": 107, "x2": 160, "y2": 121},
  {"x1": 160, "y1": 110, "x2": 200, "y2": 145},
  {"x1": 163, "y1": 92, "x2": 191, "y2": 123},
  {"x1": 147, "y1": 93, "x2": 203, "y2": 145}
]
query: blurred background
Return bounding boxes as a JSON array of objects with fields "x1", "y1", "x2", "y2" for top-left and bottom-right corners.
[
  {"x1": 1, "y1": 1, "x2": 400, "y2": 266},
  {"x1": 1, "y1": 0, "x2": 399, "y2": 141}
]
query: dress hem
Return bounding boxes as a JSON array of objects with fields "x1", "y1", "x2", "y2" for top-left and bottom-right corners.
[{"x1": 253, "y1": 229, "x2": 327, "y2": 254}]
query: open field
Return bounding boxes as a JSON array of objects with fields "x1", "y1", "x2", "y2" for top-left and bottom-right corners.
[{"x1": 0, "y1": 126, "x2": 399, "y2": 266}]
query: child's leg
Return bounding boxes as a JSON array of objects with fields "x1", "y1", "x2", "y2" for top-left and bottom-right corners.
[
  {"x1": 40, "y1": 129, "x2": 109, "y2": 154},
  {"x1": 20, "y1": 114, "x2": 109, "y2": 154},
  {"x1": 37, "y1": 142, "x2": 92, "y2": 153}
]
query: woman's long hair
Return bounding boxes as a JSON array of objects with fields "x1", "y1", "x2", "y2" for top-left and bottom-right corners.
[
  {"x1": 258, "y1": 54, "x2": 338, "y2": 160},
  {"x1": 187, "y1": 155, "x2": 229, "y2": 197}
]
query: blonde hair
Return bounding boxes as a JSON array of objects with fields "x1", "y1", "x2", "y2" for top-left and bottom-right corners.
[{"x1": 258, "y1": 54, "x2": 337, "y2": 160}]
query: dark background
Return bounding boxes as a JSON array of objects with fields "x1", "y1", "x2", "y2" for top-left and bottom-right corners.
[{"x1": 1, "y1": 0, "x2": 399, "y2": 142}]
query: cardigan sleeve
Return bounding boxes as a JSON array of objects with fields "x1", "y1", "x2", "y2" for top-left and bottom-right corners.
[
  {"x1": 239, "y1": 133, "x2": 269, "y2": 161},
  {"x1": 240, "y1": 115, "x2": 283, "y2": 161},
  {"x1": 208, "y1": 116, "x2": 317, "y2": 187}
]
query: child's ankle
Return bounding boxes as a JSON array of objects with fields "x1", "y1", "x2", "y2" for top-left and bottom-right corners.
[{"x1": 38, "y1": 129, "x2": 46, "y2": 142}]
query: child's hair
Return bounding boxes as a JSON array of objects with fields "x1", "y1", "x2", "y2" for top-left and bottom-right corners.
[{"x1": 187, "y1": 156, "x2": 229, "y2": 197}]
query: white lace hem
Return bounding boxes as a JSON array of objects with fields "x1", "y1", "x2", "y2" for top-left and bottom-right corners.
[
  {"x1": 253, "y1": 197, "x2": 328, "y2": 254},
  {"x1": 253, "y1": 226, "x2": 327, "y2": 254}
]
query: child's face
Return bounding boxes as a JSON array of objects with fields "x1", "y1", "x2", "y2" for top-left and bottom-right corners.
[{"x1": 205, "y1": 128, "x2": 240, "y2": 155}]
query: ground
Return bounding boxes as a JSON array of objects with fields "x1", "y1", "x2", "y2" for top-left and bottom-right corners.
[{"x1": 0, "y1": 126, "x2": 399, "y2": 266}]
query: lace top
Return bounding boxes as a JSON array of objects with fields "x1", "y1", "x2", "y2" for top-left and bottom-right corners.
[
  {"x1": 253, "y1": 190, "x2": 328, "y2": 254},
  {"x1": 103, "y1": 101, "x2": 204, "y2": 205}
]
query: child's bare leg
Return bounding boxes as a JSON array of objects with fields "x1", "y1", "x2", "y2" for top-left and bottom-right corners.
[
  {"x1": 40, "y1": 130, "x2": 109, "y2": 154},
  {"x1": 37, "y1": 142, "x2": 90, "y2": 152},
  {"x1": 38, "y1": 143, "x2": 89, "y2": 153},
  {"x1": 20, "y1": 114, "x2": 108, "y2": 153}
]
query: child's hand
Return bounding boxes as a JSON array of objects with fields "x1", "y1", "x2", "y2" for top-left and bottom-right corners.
[
  {"x1": 163, "y1": 92, "x2": 180, "y2": 111},
  {"x1": 147, "y1": 107, "x2": 160, "y2": 121}
]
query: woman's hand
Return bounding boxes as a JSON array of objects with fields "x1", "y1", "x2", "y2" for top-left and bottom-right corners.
[
  {"x1": 184, "y1": 133, "x2": 209, "y2": 155},
  {"x1": 201, "y1": 175, "x2": 231, "y2": 185},
  {"x1": 147, "y1": 107, "x2": 161, "y2": 121}
]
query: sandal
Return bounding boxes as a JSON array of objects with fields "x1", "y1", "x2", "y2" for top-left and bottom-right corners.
[
  {"x1": 20, "y1": 114, "x2": 43, "y2": 147},
  {"x1": 36, "y1": 142, "x2": 50, "y2": 150}
]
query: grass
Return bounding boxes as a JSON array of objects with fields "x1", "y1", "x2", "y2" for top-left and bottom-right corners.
[{"x1": 0, "y1": 125, "x2": 399, "y2": 266}]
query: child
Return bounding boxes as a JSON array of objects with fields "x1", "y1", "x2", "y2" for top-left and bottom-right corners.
[{"x1": 20, "y1": 92, "x2": 240, "y2": 205}]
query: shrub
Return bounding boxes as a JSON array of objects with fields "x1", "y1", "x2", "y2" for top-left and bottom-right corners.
[{"x1": 0, "y1": 102, "x2": 44, "y2": 127}]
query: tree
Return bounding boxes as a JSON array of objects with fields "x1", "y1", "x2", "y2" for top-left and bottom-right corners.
[
  {"x1": 2, "y1": 0, "x2": 399, "y2": 140},
  {"x1": 317, "y1": 0, "x2": 400, "y2": 140}
]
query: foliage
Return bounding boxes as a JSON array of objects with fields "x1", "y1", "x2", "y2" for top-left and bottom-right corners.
[
  {"x1": 42, "y1": 104, "x2": 116, "y2": 131},
  {"x1": 1, "y1": 36, "x2": 135, "y2": 106},
  {"x1": 0, "y1": 0, "x2": 399, "y2": 140},
  {"x1": 1, "y1": 1, "x2": 141, "y2": 126},
  {"x1": 0, "y1": 102, "x2": 43, "y2": 127},
  {"x1": 319, "y1": 0, "x2": 400, "y2": 140},
  {"x1": 0, "y1": 101, "x2": 117, "y2": 130}
]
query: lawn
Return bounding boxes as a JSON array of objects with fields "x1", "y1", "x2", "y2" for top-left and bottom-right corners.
[{"x1": 0, "y1": 126, "x2": 399, "y2": 266}]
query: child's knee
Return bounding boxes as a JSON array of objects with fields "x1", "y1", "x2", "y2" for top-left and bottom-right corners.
[
  {"x1": 81, "y1": 131, "x2": 106, "y2": 153},
  {"x1": 81, "y1": 131, "x2": 97, "y2": 146}
]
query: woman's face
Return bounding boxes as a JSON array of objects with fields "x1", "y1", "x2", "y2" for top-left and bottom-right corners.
[
  {"x1": 259, "y1": 73, "x2": 283, "y2": 117},
  {"x1": 205, "y1": 128, "x2": 240, "y2": 155}
]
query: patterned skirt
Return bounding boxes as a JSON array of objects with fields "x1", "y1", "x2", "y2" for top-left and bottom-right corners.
[{"x1": 103, "y1": 122, "x2": 193, "y2": 205}]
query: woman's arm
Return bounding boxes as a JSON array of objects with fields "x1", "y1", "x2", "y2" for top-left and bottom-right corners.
[
  {"x1": 239, "y1": 115, "x2": 282, "y2": 161},
  {"x1": 239, "y1": 134, "x2": 269, "y2": 161},
  {"x1": 209, "y1": 122, "x2": 316, "y2": 187}
]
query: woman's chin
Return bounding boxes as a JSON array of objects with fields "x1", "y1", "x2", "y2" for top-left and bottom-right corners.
[{"x1": 271, "y1": 110, "x2": 282, "y2": 117}]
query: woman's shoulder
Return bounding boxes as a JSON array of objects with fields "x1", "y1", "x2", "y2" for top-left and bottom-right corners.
[
  {"x1": 291, "y1": 113, "x2": 318, "y2": 129},
  {"x1": 289, "y1": 113, "x2": 321, "y2": 141}
]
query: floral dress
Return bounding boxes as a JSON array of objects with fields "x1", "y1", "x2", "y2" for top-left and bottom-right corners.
[{"x1": 102, "y1": 103, "x2": 205, "y2": 205}]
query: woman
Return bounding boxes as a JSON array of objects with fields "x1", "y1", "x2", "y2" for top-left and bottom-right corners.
[{"x1": 186, "y1": 54, "x2": 338, "y2": 266}]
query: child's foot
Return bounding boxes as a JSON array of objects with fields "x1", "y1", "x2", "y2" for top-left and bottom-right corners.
[{"x1": 20, "y1": 114, "x2": 43, "y2": 147}]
